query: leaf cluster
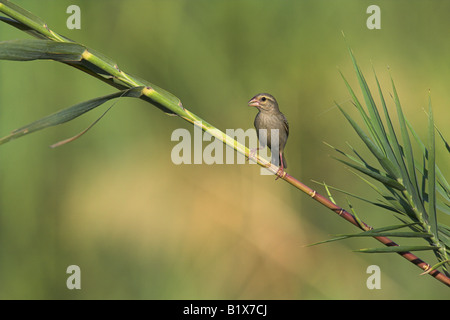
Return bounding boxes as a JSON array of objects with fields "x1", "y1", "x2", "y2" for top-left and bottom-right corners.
[{"x1": 323, "y1": 46, "x2": 450, "y2": 275}]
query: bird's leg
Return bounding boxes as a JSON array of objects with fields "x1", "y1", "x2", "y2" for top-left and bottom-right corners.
[{"x1": 275, "y1": 151, "x2": 286, "y2": 180}]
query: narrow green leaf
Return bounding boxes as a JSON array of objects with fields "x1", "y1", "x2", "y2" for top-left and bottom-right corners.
[
  {"x1": 0, "y1": 16, "x2": 47, "y2": 39},
  {"x1": 0, "y1": 39, "x2": 85, "y2": 61},
  {"x1": 439, "y1": 224, "x2": 450, "y2": 237},
  {"x1": 0, "y1": 87, "x2": 144, "y2": 145},
  {"x1": 335, "y1": 157, "x2": 405, "y2": 191},
  {"x1": 437, "y1": 201, "x2": 450, "y2": 216},
  {"x1": 338, "y1": 231, "x2": 433, "y2": 239},
  {"x1": 335, "y1": 102, "x2": 385, "y2": 161},
  {"x1": 339, "y1": 70, "x2": 374, "y2": 139},
  {"x1": 308, "y1": 223, "x2": 425, "y2": 247},
  {"x1": 325, "y1": 140, "x2": 403, "y2": 190},
  {"x1": 323, "y1": 182, "x2": 337, "y2": 205},
  {"x1": 347, "y1": 169, "x2": 418, "y2": 220},
  {"x1": 49, "y1": 105, "x2": 114, "y2": 148},
  {"x1": 0, "y1": 0, "x2": 68, "y2": 41},
  {"x1": 312, "y1": 179, "x2": 408, "y2": 216},
  {"x1": 347, "y1": 223, "x2": 420, "y2": 234},
  {"x1": 372, "y1": 68, "x2": 402, "y2": 178},
  {"x1": 355, "y1": 245, "x2": 438, "y2": 253},
  {"x1": 420, "y1": 259, "x2": 450, "y2": 275},
  {"x1": 376, "y1": 74, "x2": 413, "y2": 195},
  {"x1": 348, "y1": 48, "x2": 388, "y2": 155},
  {"x1": 438, "y1": 224, "x2": 450, "y2": 249},
  {"x1": 427, "y1": 100, "x2": 438, "y2": 239},
  {"x1": 335, "y1": 99, "x2": 399, "y2": 182},
  {"x1": 0, "y1": 0, "x2": 46, "y2": 27},
  {"x1": 304, "y1": 236, "x2": 348, "y2": 247},
  {"x1": 323, "y1": 141, "x2": 365, "y2": 166},
  {"x1": 436, "y1": 125, "x2": 450, "y2": 153},
  {"x1": 394, "y1": 217, "x2": 422, "y2": 236},
  {"x1": 345, "y1": 197, "x2": 365, "y2": 229},
  {"x1": 335, "y1": 223, "x2": 429, "y2": 239},
  {"x1": 390, "y1": 75, "x2": 427, "y2": 218},
  {"x1": 406, "y1": 116, "x2": 450, "y2": 204}
]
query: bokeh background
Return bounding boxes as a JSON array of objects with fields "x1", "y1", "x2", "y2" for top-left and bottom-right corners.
[{"x1": 0, "y1": 0, "x2": 449, "y2": 299}]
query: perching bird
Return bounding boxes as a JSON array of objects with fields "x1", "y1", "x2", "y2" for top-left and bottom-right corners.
[{"x1": 248, "y1": 93, "x2": 289, "y2": 176}]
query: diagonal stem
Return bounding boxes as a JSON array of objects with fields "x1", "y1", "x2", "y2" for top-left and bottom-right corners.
[{"x1": 283, "y1": 173, "x2": 450, "y2": 287}]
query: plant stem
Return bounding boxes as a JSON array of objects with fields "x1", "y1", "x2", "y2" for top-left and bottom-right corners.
[{"x1": 284, "y1": 173, "x2": 450, "y2": 286}]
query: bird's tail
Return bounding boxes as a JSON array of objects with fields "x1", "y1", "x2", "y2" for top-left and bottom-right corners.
[{"x1": 281, "y1": 152, "x2": 287, "y2": 169}]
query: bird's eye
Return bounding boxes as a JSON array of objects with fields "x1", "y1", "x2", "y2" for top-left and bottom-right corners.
[{"x1": 261, "y1": 97, "x2": 267, "y2": 102}]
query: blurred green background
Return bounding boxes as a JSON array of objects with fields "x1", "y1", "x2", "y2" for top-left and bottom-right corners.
[{"x1": 1, "y1": 0, "x2": 449, "y2": 299}]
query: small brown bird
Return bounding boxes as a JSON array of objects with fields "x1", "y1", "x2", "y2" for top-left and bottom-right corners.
[{"x1": 248, "y1": 93, "x2": 289, "y2": 177}]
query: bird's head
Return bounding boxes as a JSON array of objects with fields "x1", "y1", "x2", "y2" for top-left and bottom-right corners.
[{"x1": 248, "y1": 93, "x2": 279, "y2": 112}]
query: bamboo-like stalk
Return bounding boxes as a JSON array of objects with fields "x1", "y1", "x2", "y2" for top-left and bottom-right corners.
[
  {"x1": 0, "y1": 0, "x2": 449, "y2": 287},
  {"x1": 285, "y1": 174, "x2": 449, "y2": 285}
]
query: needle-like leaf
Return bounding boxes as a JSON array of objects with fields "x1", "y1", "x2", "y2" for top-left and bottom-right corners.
[
  {"x1": 390, "y1": 76, "x2": 427, "y2": 219},
  {"x1": 355, "y1": 245, "x2": 438, "y2": 253},
  {"x1": 427, "y1": 99, "x2": 438, "y2": 239}
]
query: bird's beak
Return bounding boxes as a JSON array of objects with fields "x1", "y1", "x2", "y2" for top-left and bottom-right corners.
[{"x1": 248, "y1": 98, "x2": 260, "y2": 107}]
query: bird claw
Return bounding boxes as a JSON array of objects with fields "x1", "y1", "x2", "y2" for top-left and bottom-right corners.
[{"x1": 275, "y1": 167, "x2": 286, "y2": 180}]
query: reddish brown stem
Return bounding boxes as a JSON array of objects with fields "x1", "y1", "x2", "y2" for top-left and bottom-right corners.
[{"x1": 281, "y1": 172, "x2": 450, "y2": 287}]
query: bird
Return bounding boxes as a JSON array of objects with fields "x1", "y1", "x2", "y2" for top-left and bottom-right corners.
[{"x1": 248, "y1": 93, "x2": 289, "y2": 178}]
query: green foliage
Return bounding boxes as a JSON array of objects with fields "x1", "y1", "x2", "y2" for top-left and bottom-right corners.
[
  {"x1": 0, "y1": 1, "x2": 189, "y2": 144},
  {"x1": 0, "y1": 39, "x2": 84, "y2": 61},
  {"x1": 329, "y1": 47, "x2": 450, "y2": 276},
  {"x1": 0, "y1": 88, "x2": 144, "y2": 145}
]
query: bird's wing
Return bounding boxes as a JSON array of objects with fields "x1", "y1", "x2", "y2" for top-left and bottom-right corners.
[{"x1": 282, "y1": 113, "x2": 289, "y2": 137}]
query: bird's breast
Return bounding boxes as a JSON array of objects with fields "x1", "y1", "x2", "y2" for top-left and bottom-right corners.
[{"x1": 254, "y1": 111, "x2": 288, "y2": 150}]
